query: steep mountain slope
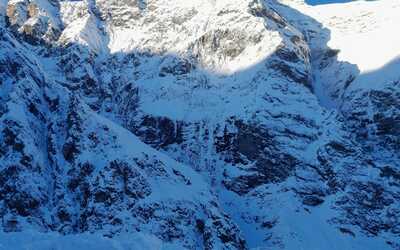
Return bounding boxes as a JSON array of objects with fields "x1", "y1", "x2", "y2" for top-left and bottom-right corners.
[
  {"x1": 0, "y1": 0, "x2": 399, "y2": 249},
  {"x1": 0, "y1": 23, "x2": 245, "y2": 250}
]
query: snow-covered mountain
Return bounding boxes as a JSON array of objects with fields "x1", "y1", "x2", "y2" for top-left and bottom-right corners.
[{"x1": 0, "y1": 0, "x2": 399, "y2": 249}]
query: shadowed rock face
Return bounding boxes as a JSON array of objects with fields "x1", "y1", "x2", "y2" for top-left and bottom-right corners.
[
  {"x1": 215, "y1": 120, "x2": 299, "y2": 194},
  {"x1": 343, "y1": 87, "x2": 400, "y2": 152},
  {"x1": 1, "y1": 0, "x2": 400, "y2": 249}
]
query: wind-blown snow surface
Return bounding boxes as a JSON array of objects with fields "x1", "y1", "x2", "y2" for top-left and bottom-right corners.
[
  {"x1": 278, "y1": 0, "x2": 400, "y2": 108},
  {"x1": 0, "y1": 0, "x2": 400, "y2": 249}
]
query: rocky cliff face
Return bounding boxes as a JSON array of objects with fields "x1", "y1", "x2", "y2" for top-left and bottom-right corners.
[{"x1": 0, "y1": 0, "x2": 399, "y2": 249}]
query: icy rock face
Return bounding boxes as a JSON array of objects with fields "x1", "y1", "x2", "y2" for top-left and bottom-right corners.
[
  {"x1": 1, "y1": 0, "x2": 400, "y2": 249},
  {"x1": 0, "y1": 26, "x2": 245, "y2": 250},
  {"x1": 117, "y1": 0, "x2": 318, "y2": 202},
  {"x1": 342, "y1": 82, "x2": 400, "y2": 156}
]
